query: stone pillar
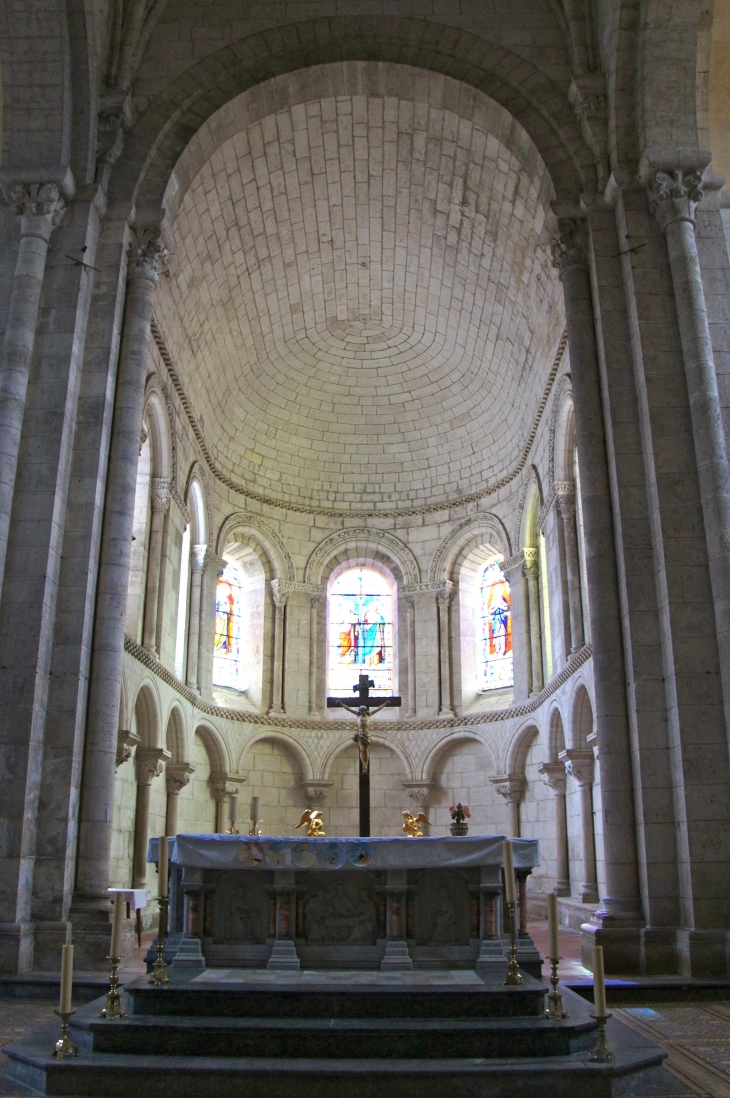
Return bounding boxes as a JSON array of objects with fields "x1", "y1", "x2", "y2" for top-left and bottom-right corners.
[
  {"x1": 490, "y1": 775, "x2": 525, "y2": 837},
  {"x1": 141, "y1": 477, "x2": 171, "y2": 654},
  {"x1": 551, "y1": 218, "x2": 642, "y2": 949},
  {"x1": 382, "y1": 869, "x2": 412, "y2": 970},
  {"x1": 0, "y1": 183, "x2": 65, "y2": 599},
  {"x1": 403, "y1": 594, "x2": 417, "y2": 717},
  {"x1": 132, "y1": 748, "x2": 167, "y2": 888},
  {"x1": 308, "y1": 593, "x2": 322, "y2": 717},
  {"x1": 165, "y1": 763, "x2": 194, "y2": 836},
  {"x1": 269, "y1": 581, "x2": 288, "y2": 717},
  {"x1": 538, "y1": 762, "x2": 570, "y2": 895},
  {"x1": 268, "y1": 870, "x2": 300, "y2": 969},
  {"x1": 210, "y1": 774, "x2": 242, "y2": 834},
  {"x1": 75, "y1": 229, "x2": 170, "y2": 936},
  {"x1": 198, "y1": 550, "x2": 225, "y2": 701},
  {"x1": 523, "y1": 548, "x2": 543, "y2": 694},
  {"x1": 555, "y1": 482, "x2": 585, "y2": 652},
  {"x1": 436, "y1": 583, "x2": 454, "y2": 717},
  {"x1": 561, "y1": 749, "x2": 599, "y2": 904},
  {"x1": 185, "y1": 544, "x2": 206, "y2": 691}
]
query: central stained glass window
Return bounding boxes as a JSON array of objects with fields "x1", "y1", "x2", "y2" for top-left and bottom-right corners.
[
  {"x1": 480, "y1": 558, "x2": 514, "y2": 691},
  {"x1": 328, "y1": 567, "x2": 394, "y2": 697}
]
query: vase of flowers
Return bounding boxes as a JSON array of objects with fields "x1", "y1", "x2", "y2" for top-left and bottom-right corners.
[{"x1": 449, "y1": 803, "x2": 471, "y2": 836}]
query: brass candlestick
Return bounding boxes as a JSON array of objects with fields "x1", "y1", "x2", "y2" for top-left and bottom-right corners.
[
  {"x1": 100, "y1": 957, "x2": 126, "y2": 1019},
  {"x1": 248, "y1": 817, "x2": 261, "y2": 837},
  {"x1": 149, "y1": 895, "x2": 171, "y2": 985},
  {"x1": 545, "y1": 957, "x2": 568, "y2": 1019},
  {"x1": 503, "y1": 901, "x2": 524, "y2": 986},
  {"x1": 588, "y1": 1012, "x2": 615, "y2": 1061},
  {"x1": 53, "y1": 1009, "x2": 78, "y2": 1059}
]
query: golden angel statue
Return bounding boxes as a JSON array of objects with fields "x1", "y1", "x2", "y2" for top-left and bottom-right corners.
[
  {"x1": 402, "y1": 810, "x2": 430, "y2": 838},
  {"x1": 296, "y1": 808, "x2": 326, "y2": 837}
]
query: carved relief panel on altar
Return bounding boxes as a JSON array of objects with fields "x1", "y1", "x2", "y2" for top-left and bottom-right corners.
[
  {"x1": 299, "y1": 874, "x2": 383, "y2": 945},
  {"x1": 211, "y1": 872, "x2": 269, "y2": 944},
  {"x1": 412, "y1": 869, "x2": 472, "y2": 945}
]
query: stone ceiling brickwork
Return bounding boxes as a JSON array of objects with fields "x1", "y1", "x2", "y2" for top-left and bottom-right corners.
[{"x1": 160, "y1": 86, "x2": 565, "y2": 510}]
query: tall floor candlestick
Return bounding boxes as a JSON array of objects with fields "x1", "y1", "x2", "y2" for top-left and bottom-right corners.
[
  {"x1": 545, "y1": 892, "x2": 567, "y2": 1019},
  {"x1": 150, "y1": 834, "x2": 171, "y2": 985},
  {"x1": 588, "y1": 945, "x2": 614, "y2": 1061},
  {"x1": 101, "y1": 893, "x2": 126, "y2": 1019},
  {"x1": 503, "y1": 901, "x2": 523, "y2": 986},
  {"x1": 54, "y1": 945, "x2": 78, "y2": 1059}
]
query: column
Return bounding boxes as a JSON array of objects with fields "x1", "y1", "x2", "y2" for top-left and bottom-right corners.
[
  {"x1": 476, "y1": 865, "x2": 505, "y2": 967},
  {"x1": 132, "y1": 748, "x2": 167, "y2": 888},
  {"x1": 436, "y1": 583, "x2": 454, "y2": 717},
  {"x1": 165, "y1": 763, "x2": 194, "y2": 836},
  {"x1": 75, "y1": 229, "x2": 170, "y2": 922},
  {"x1": 141, "y1": 477, "x2": 171, "y2": 654},
  {"x1": 551, "y1": 218, "x2": 642, "y2": 937},
  {"x1": 648, "y1": 170, "x2": 730, "y2": 736},
  {"x1": 403, "y1": 594, "x2": 417, "y2": 717},
  {"x1": 210, "y1": 774, "x2": 240, "y2": 834},
  {"x1": 308, "y1": 593, "x2": 322, "y2": 717},
  {"x1": 197, "y1": 550, "x2": 225, "y2": 701},
  {"x1": 0, "y1": 183, "x2": 65, "y2": 599},
  {"x1": 560, "y1": 749, "x2": 599, "y2": 904},
  {"x1": 523, "y1": 548, "x2": 543, "y2": 694},
  {"x1": 382, "y1": 869, "x2": 412, "y2": 970},
  {"x1": 554, "y1": 482, "x2": 585, "y2": 652},
  {"x1": 269, "y1": 581, "x2": 288, "y2": 717},
  {"x1": 538, "y1": 762, "x2": 570, "y2": 895},
  {"x1": 490, "y1": 775, "x2": 525, "y2": 837},
  {"x1": 267, "y1": 870, "x2": 300, "y2": 969},
  {"x1": 185, "y1": 544, "x2": 206, "y2": 690}
]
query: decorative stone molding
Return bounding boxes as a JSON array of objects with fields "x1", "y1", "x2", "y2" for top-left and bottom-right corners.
[
  {"x1": 304, "y1": 527, "x2": 420, "y2": 585},
  {"x1": 586, "y1": 731, "x2": 599, "y2": 760},
  {"x1": 489, "y1": 775, "x2": 526, "y2": 803},
  {"x1": 134, "y1": 747, "x2": 169, "y2": 785},
  {"x1": 301, "y1": 781, "x2": 334, "y2": 804},
  {"x1": 116, "y1": 729, "x2": 140, "y2": 769},
  {"x1": 559, "y1": 749, "x2": 595, "y2": 786},
  {"x1": 190, "y1": 544, "x2": 207, "y2": 574},
  {"x1": 401, "y1": 780, "x2": 434, "y2": 806},
  {"x1": 402, "y1": 581, "x2": 452, "y2": 595},
  {"x1": 127, "y1": 228, "x2": 170, "y2": 283},
  {"x1": 166, "y1": 762, "x2": 195, "y2": 795},
  {"x1": 648, "y1": 170, "x2": 704, "y2": 231},
  {"x1": 551, "y1": 218, "x2": 589, "y2": 276},
  {"x1": 537, "y1": 762, "x2": 567, "y2": 796},
  {"x1": 272, "y1": 580, "x2": 325, "y2": 597},
  {"x1": 501, "y1": 550, "x2": 525, "y2": 574},
  {"x1": 205, "y1": 549, "x2": 227, "y2": 576},
  {"x1": 435, "y1": 581, "x2": 454, "y2": 607},
  {"x1": 150, "y1": 477, "x2": 172, "y2": 513}
]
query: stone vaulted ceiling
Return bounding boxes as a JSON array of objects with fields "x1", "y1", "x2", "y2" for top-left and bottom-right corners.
[{"x1": 159, "y1": 86, "x2": 565, "y2": 511}]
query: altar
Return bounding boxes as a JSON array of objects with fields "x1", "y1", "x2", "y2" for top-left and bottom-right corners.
[{"x1": 151, "y1": 834, "x2": 542, "y2": 975}]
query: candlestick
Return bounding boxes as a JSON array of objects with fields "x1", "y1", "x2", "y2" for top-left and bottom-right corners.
[
  {"x1": 59, "y1": 944, "x2": 73, "y2": 1015},
  {"x1": 100, "y1": 956, "x2": 126, "y2": 1020},
  {"x1": 588, "y1": 1011, "x2": 615, "y2": 1062},
  {"x1": 53, "y1": 1009, "x2": 78, "y2": 1060},
  {"x1": 547, "y1": 891, "x2": 560, "y2": 961},
  {"x1": 503, "y1": 900, "x2": 523, "y2": 986},
  {"x1": 592, "y1": 945, "x2": 607, "y2": 1017},
  {"x1": 545, "y1": 957, "x2": 568, "y2": 1019},
  {"x1": 149, "y1": 895, "x2": 171, "y2": 985},
  {"x1": 502, "y1": 839, "x2": 516, "y2": 905},
  {"x1": 110, "y1": 891, "x2": 124, "y2": 960},
  {"x1": 158, "y1": 835, "x2": 168, "y2": 898}
]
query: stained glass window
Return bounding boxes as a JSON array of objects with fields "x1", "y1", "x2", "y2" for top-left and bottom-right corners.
[
  {"x1": 213, "y1": 560, "x2": 248, "y2": 691},
  {"x1": 328, "y1": 567, "x2": 394, "y2": 696},
  {"x1": 480, "y1": 558, "x2": 513, "y2": 691}
]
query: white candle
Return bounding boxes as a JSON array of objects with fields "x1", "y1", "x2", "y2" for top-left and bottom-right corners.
[
  {"x1": 592, "y1": 945, "x2": 607, "y2": 1016},
  {"x1": 229, "y1": 792, "x2": 238, "y2": 822},
  {"x1": 158, "y1": 836, "x2": 169, "y2": 898},
  {"x1": 547, "y1": 892, "x2": 560, "y2": 960},
  {"x1": 110, "y1": 891, "x2": 124, "y2": 960},
  {"x1": 502, "y1": 840, "x2": 516, "y2": 905},
  {"x1": 250, "y1": 795, "x2": 260, "y2": 821},
  {"x1": 59, "y1": 944, "x2": 73, "y2": 1014}
]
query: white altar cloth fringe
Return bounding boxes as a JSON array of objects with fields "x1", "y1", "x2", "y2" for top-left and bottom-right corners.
[{"x1": 149, "y1": 834, "x2": 538, "y2": 871}]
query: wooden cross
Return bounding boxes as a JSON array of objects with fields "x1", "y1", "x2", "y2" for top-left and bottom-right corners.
[{"x1": 327, "y1": 675, "x2": 401, "y2": 836}]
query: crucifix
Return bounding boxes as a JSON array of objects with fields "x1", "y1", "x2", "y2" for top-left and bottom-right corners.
[{"x1": 327, "y1": 674, "x2": 401, "y2": 836}]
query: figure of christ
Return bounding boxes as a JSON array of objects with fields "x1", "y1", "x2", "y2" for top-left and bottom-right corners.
[{"x1": 335, "y1": 701, "x2": 391, "y2": 772}]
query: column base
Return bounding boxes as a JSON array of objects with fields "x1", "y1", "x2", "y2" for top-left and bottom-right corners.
[
  {"x1": 267, "y1": 939, "x2": 300, "y2": 970},
  {"x1": 31, "y1": 921, "x2": 72, "y2": 972},
  {"x1": 381, "y1": 939, "x2": 413, "y2": 970},
  {"x1": 170, "y1": 935, "x2": 206, "y2": 974},
  {"x1": 0, "y1": 922, "x2": 35, "y2": 973},
  {"x1": 677, "y1": 929, "x2": 728, "y2": 978},
  {"x1": 640, "y1": 927, "x2": 678, "y2": 975},
  {"x1": 581, "y1": 921, "x2": 643, "y2": 974},
  {"x1": 69, "y1": 901, "x2": 134, "y2": 969}
]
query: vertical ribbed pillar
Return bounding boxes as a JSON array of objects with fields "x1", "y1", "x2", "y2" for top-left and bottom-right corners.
[
  {"x1": 555, "y1": 482, "x2": 585, "y2": 652},
  {"x1": 538, "y1": 763, "x2": 570, "y2": 895},
  {"x1": 185, "y1": 544, "x2": 206, "y2": 690},
  {"x1": 436, "y1": 584, "x2": 454, "y2": 717},
  {"x1": 132, "y1": 749, "x2": 166, "y2": 888},
  {"x1": 523, "y1": 548, "x2": 543, "y2": 694},
  {"x1": 404, "y1": 595, "x2": 417, "y2": 717},
  {"x1": 308, "y1": 593, "x2": 322, "y2": 717},
  {"x1": 269, "y1": 582, "x2": 288, "y2": 717},
  {"x1": 141, "y1": 477, "x2": 171, "y2": 654}
]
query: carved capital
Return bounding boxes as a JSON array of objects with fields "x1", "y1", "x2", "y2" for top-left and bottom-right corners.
[
  {"x1": 116, "y1": 729, "x2": 140, "y2": 769},
  {"x1": 551, "y1": 217, "x2": 589, "y2": 277},
  {"x1": 191, "y1": 544, "x2": 207, "y2": 574},
  {"x1": 489, "y1": 774, "x2": 526, "y2": 804},
  {"x1": 127, "y1": 228, "x2": 170, "y2": 283},
  {"x1": 435, "y1": 581, "x2": 454, "y2": 607},
  {"x1": 554, "y1": 481, "x2": 576, "y2": 517},
  {"x1": 209, "y1": 771, "x2": 247, "y2": 802},
  {"x1": 134, "y1": 747, "x2": 169, "y2": 785},
  {"x1": 3, "y1": 182, "x2": 65, "y2": 240},
  {"x1": 559, "y1": 748, "x2": 595, "y2": 786},
  {"x1": 150, "y1": 477, "x2": 172, "y2": 513},
  {"x1": 301, "y1": 780, "x2": 334, "y2": 805},
  {"x1": 522, "y1": 546, "x2": 539, "y2": 576},
  {"x1": 538, "y1": 762, "x2": 567, "y2": 796},
  {"x1": 401, "y1": 780, "x2": 434, "y2": 806},
  {"x1": 270, "y1": 579, "x2": 289, "y2": 608},
  {"x1": 648, "y1": 169, "x2": 704, "y2": 231},
  {"x1": 166, "y1": 762, "x2": 195, "y2": 795}
]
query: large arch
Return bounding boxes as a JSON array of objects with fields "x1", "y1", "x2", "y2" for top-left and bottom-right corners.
[
  {"x1": 570, "y1": 680, "x2": 595, "y2": 748},
  {"x1": 305, "y1": 528, "x2": 420, "y2": 588},
  {"x1": 164, "y1": 703, "x2": 187, "y2": 763},
  {"x1": 133, "y1": 681, "x2": 162, "y2": 749},
  {"x1": 239, "y1": 729, "x2": 315, "y2": 784},
  {"x1": 506, "y1": 721, "x2": 541, "y2": 778},
  {"x1": 193, "y1": 721, "x2": 230, "y2": 776},
  {"x1": 429, "y1": 514, "x2": 511, "y2": 586},
  {"x1": 216, "y1": 512, "x2": 295, "y2": 582}
]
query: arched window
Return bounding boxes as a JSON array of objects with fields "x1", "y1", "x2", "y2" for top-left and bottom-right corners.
[
  {"x1": 479, "y1": 558, "x2": 514, "y2": 691},
  {"x1": 174, "y1": 523, "x2": 191, "y2": 680},
  {"x1": 213, "y1": 559, "x2": 248, "y2": 691},
  {"x1": 328, "y1": 567, "x2": 394, "y2": 697}
]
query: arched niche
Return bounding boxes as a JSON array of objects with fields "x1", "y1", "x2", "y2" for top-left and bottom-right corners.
[
  {"x1": 326, "y1": 740, "x2": 408, "y2": 838},
  {"x1": 132, "y1": 681, "x2": 161, "y2": 749},
  {"x1": 241, "y1": 734, "x2": 310, "y2": 837},
  {"x1": 570, "y1": 682, "x2": 595, "y2": 748},
  {"x1": 424, "y1": 732, "x2": 504, "y2": 837},
  {"x1": 164, "y1": 704, "x2": 187, "y2": 762},
  {"x1": 548, "y1": 706, "x2": 567, "y2": 762}
]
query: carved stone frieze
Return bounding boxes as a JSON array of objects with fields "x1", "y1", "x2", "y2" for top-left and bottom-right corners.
[{"x1": 401, "y1": 780, "x2": 434, "y2": 806}]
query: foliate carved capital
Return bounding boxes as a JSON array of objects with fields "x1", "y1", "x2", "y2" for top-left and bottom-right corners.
[
  {"x1": 537, "y1": 761, "x2": 567, "y2": 796},
  {"x1": 166, "y1": 762, "x2": 195, "y2": 795},
  {"x1": 301, "y1": 780, "x2": 334, "y2": 805},
  {"x1": 522, "y1": 546, "x2": 539, "y2": 576},
  {"x1": 209, "y1": 771, "x2": 247, "y2": 802},
  {"x1": 127, "y1": 228, "x2": 170, "y2": 283},
  {"x1": 489, "y1": 774, "x2": 526, "y2": 804},
  {"x1": 150, "y1": 477, "x2": 172, "y2": 513},
  {"x1": 190, "y1": 544, "x2": 208, "y2": 574},
  {"x1": 401, "y1": 780, "x2": 434, "y2": 806},
  {"x1": 135, "y1": 747, "x2": 169, "y2": 785},
  {"x1": 551, "y1": 217, "x2": 589, "y2": 277},
  {"x1": 554, "y1": 481, "x2": 576, "y2": 517},
  {"x1": 435, "y1": 580, "x2": 454, "y2": 607},
  {"x1": 116, "y1": 729, "x2": 140, "y2": 768},
  {"x1": 559, "y1": 748, "x2": 595, "y2": 786},
  {"x1": 3, "y1": 183, "x2": 65, "y2": 238},
  {"x1": 648, "y1": 169, "x2": 704, "y2": 231},
  {"x1": 270, "y1": 579, "x2": 290, "y2": 608}
]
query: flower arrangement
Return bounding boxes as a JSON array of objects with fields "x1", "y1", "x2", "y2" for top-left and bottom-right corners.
[{"x1": 449, "y1": 803, "x2": 471, "y2": 824}]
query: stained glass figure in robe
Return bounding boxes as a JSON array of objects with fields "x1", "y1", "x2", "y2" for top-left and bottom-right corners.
[
  {"x1": 213, "y1": 560, "x2": 248, "y2": 691},
  {"x1": 480, "y1": 558, "x2": 514, "y2": 690},
  {"x1": 328, "y1": 568, "x2": 394, "y2": 697}
]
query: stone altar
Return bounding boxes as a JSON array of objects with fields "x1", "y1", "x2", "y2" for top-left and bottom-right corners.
[{"x1": 149, "y1": 834, "x2": 542, "y2": 974}]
